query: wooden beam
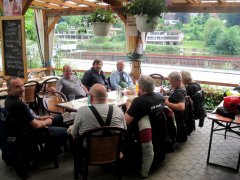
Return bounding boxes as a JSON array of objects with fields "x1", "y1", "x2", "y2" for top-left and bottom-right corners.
[
  {"x1": 22, "y1": 0, "x2": 34, "y2": 15},
  {"x1": 47, "y1": 16, "x2": 60, "y2": 35},
  {"x1": 70, "y1": 0, "x2": 97, "y2": 7},
  {"x1": 117, "y1": 12, "x2": 127, "y2": 25},
  {"x1": 168, "y1": 3, "x2": 240, "y2": 13},
  {"x1": 43, "y1": 0, "x2": 79, "y2": 8},
  {"x1": 45, "y1": 7, "x2": 94, "y2": 17},
  {"x1": 32, "y1": 1, "x2": 60, "y2": 9}
]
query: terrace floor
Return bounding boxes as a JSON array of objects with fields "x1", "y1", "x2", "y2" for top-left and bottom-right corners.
[{"x1": 0, "y1": 117, "x2": 240, "y2": 180}]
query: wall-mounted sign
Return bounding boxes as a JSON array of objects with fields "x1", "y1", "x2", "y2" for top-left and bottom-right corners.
[{"x1": 0, "y1": 16, "x2": 27, "y2": 82}]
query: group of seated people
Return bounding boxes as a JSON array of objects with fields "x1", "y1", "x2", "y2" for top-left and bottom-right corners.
[{"x1": 0, "y1": 59, "x2": 206, "y2": 179}]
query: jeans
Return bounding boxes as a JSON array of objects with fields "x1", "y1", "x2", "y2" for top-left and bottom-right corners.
[{"x1": 49, "y1": 114, "x2": 68, "y2": 148}]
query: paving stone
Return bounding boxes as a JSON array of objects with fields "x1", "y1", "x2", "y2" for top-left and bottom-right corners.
[{"x1": 0, "y1": 117, "x2": 240, "y2": 180}]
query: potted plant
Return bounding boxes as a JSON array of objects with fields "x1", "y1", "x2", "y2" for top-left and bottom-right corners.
[
  {"x1": 123, "y1": 0, "x2": 167, "y2": 32},
  {"x1": 79, "y1": 7, "x2": 117, "y2": 36}
]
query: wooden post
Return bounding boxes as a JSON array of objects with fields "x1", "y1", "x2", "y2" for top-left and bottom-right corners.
[
  {"x1": 42, "y1": 10, "x2": 51, "y2": 75},
  {"x1": 125, "y1": 16, "x2": 143, "y2": 83}
]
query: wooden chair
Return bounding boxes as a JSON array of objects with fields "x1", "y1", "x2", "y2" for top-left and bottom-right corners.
[
  {"x1": 22, "y1": 80, "x2": 39, "y2": 114},
  {"x1": 37, "y1": 77, "x2": 59, "y2": 113},
  {"x1": 42, "y1": 91, "x2": 67, "y2": 116},
  {"x1": 28, "y1": 71, "x2": 45, "y2": 79},
  {"x1": 149, "y1": 73, "x2": 165, "y2": 87},
  {"x1": 184, "y1": 96, "x2": 195, "y2": 136},
  {"x1": 73, "y1": 126, "x2": 127, "y2": 180}
]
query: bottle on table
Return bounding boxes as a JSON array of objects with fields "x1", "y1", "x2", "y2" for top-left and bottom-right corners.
[{"x1": 135, "y1": 80, "x2": 139, "y2": 95}]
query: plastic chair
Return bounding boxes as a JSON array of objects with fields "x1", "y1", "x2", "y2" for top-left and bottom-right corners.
[
  {"x1": 22, "y1": 80, "x2": 39, "y2": 114},
  {"x1": 73, "y1": 126, "x2": 127, "y2": 180},
  {"x1": 149, "y1": 74, "x2": 165, "y2": 87}
]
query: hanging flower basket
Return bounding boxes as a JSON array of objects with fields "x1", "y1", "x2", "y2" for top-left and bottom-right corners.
[
  {"x1": 123, "y1": 0, "x2": 167, "y2": 32},
  {"x1": 135, "y1": 15, "x2": 160, "y2": 32},
  {"x1": 92, "y1": 22, "x2": 111, "y2": 36},
  {"x1": 78, "y1": 6, "x2": 117, "y2": 36}
]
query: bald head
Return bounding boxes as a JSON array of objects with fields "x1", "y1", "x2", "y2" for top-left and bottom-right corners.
[
  {"x1": 117, "y1": 60, "x2": 125, "y2": 72},
  {"x1": 63, "y1": 64, "x2": 72, "y2": 79},
  {"x1": 89, "y1": 83, "x2": 107, "y2": 103}
]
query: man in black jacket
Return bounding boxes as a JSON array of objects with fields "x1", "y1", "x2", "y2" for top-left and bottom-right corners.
[{"x1": 81, "y1": 59, "x2": 110, "y2": 90}]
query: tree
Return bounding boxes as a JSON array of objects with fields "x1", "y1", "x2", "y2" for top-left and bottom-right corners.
[
  {"x1": 25, "y1": 9, "x2": 36, "y2": 41},
  {"x1": 208, "y1": 27, "x2": 225, "y2": 46},
  {"x1": 55, "y1": 22, "x2": 68, "y2": 33},
  {"x1": 203, "y1": 18, "x2": 224, "y2": 45},
  {"x1": 215, "y1": 27, "x2": 240, "y2": 55},
  {"x1": 181, "y1": 15, "x2": 205, "y2": 40}
]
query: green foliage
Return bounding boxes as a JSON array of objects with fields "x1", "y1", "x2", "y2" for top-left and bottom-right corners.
[
  {"x1": 78, "y1": 7, "x2": 118, "y2": 34},
  {"x1": 202, "y1": 85, "x2": 225, "y2": 110},
  {"x1": 145, "y1": 44, "x2": 180, "y2": 53},
  {"x1": 25, "y1": 9, "x2": 36, "y2": 41},
  {"x1": 123, "y1": 0, "x2": 167, "y2": 19},
  {"x1": 55, "y1": 22, "x2": 68, "y2": 33},
  {"x1": 207, "y1": 26, "x2": 225, "y2": 45},
  {"x1": 87, "y1": 7, "x2": 117, "y2": 24},
  {"x1": 77, "y1": 37, "x2": 125, "y2": 50},
  {"x1": 180, "y1": 15, "x2": 205, "y2": 40},
  {"x1": 180, "y1": 41, "x2": 206, "y2": 49},
  {"x1": 214, "y1": 26, "x2": 240, "y2": 55},
  {"x1": 203, "y1": 18, "x2": 225, "y2": 44}
]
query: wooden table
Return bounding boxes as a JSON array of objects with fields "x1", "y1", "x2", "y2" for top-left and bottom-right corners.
[
  {"x1": 207, "y1": 102, "x2": 240, "y2": 172},
  {"x1": 56, "y1": 90, "x2": 135, "y2": 112}
]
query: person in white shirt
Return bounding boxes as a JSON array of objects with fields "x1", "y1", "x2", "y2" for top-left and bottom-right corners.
[{"x1": 110, "y1": 60, "x2": 133, "y2": 90}]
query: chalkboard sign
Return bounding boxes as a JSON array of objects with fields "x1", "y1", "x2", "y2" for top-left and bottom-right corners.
[{"x1": 0, "y1": 16, "x2": 27, "y2": 82}]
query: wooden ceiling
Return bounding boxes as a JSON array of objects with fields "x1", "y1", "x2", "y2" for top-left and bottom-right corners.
[{"x1": 1, "y1": 0, "x2": 240, "y2": 17}]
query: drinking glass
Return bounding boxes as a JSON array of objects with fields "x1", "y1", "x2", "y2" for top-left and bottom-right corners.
[{"x1": 69, "y1": 94, "x2": 75, "y2": 106}]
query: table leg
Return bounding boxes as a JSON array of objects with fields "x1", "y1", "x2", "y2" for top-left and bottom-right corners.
[{"x1": 207, "y1": 120, "x2": 214, "y2": 164}]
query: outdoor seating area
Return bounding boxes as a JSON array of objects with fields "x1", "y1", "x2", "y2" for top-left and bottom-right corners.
[{"x1": 0, "y1": 0, "x2": 240, "y2": 179}]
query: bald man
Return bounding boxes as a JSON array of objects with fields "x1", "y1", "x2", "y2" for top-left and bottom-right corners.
[
  {"x1": 71, "y1": 83, "x2": 126, "y2": 138},
  {"x1": 56, "y1": 64, "x2": 88, "y2": 100},
  {"x1": 110, "y1": 60, "x2": 133, "y2": 90}
]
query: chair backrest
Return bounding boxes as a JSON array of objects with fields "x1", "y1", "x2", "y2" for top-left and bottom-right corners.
[
  {"x1": 22, "y1": 81, "x2": 39, "y2": 103},
  {"x1": 79, "y1": 126, "x2": 126, "y2": 165},
  {"x1": 184, "y1": 96, "x2": 195, "y2": 135},
  {"x1": 149, "y1": 74, "x2": 165, "y2": 87},
  {"x1": 42, "y1": 77, "x2": 59, "y2": 94},
  {"x1": 42, "y1": 91, "x2": 67, "y2": 115}
]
